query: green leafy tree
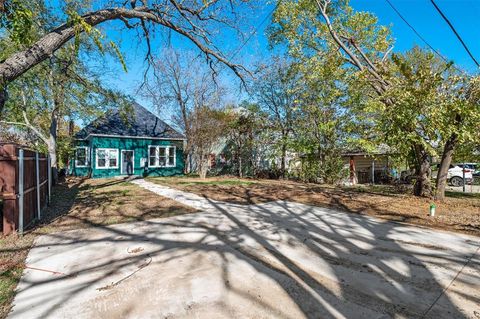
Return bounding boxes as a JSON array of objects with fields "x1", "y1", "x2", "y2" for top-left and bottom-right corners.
[
  {"x1": 1, "y1": 48, "x2": 127, "y2": 180},
  {"x1": 270, "y1": 0, "x2": 395, "y2": 184},
  {"x1": 370, "y1": 48, "x2": 453, "y2": 196},
  {"x1": 226, "y1": 103, "x2": 268, "y2": 178},
  {"x1": 0, "y1": 1, "x2": 123, "y2": 178},
  {"x1": 1, "y1": 1, "x2": 128, "y2": 180},
  {"x1": 271, "y1": 0, "x2": 478, "y2": 198},
  {"x1": 373, "y1": 48, "x2": 479, "y2": 199},
  {"x1": 434, "y1": 75, "x2": 480, "y2": 198},
  {"x1": 290, "y1": 53, "x2": 349, "y2": 183},
  {"x1": 250, "y1": 58, "x2": 298, "y2": 178}
]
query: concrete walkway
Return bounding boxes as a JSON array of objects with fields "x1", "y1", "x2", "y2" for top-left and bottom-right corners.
[{"x1": 9, "y1": 179, "x2": 480, "y2": 319}]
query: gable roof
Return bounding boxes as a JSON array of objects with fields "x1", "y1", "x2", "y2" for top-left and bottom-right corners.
[{"x1": 75, "y1": 102, "x2": 185, "y2": 140}]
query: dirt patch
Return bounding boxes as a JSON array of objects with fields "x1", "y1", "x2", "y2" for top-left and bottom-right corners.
[
  {"x1": 148, "y1": 176, "x2": 480, "y2": 236},
  {"x1": 0, "y1": 177, "x2": 195, "y2": 318},
  {"x1": 43, "y1": 178, "x2": 196, "y2": 232}
]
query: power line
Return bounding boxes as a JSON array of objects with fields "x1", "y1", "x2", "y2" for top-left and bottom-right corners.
[
  {"x1": 430, "y1": 0, "x2": 480, "y2": 67},
  {"x1": 384, "y1": 0, "x2": 448, "y2": 64},
  {"x1": 226, "y1": 2, "x2": 280, "y2": 63}
]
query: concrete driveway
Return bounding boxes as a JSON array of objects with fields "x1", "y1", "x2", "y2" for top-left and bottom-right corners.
[{"x1": 9, "y1": 179, "x2": 480, "y2": 319}]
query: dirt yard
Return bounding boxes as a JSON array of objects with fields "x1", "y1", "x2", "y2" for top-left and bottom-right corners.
[
  {"x1": 0, "y1": 177, "x2": 195, "y2": 318},
  {"x1": 148, "y1": 176, "x2": 480, "y2": 236}
]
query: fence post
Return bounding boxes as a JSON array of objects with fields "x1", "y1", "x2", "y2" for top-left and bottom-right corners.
[
  {"x1": 18, "y1": 148, "x2": 24, "y2": 235},
  {"x1": 36, "y1": 151, "x2": 41, "y2": 220},
  {"x1": 47, "y1": 154, "x2": 51, "y2": 204}
]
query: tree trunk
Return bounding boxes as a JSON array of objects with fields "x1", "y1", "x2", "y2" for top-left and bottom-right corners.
[
  {"x1": 435, "y1": 133, "x2": 458, "y2": 200},
  {"x1": 238, "y1": 151, "x2": 243, "y2": 178},
  {"x1": 183, "y1": 152, "x2": 188, "y2": 174},
  {"x1": 318, "y1": 145, "x2": 324, "y2": 183},
  {"x1": 48, "y1": 111, "x2": 59, "y2": 183},
  {"x1": 183, "y1": 150, "x2": 190, "y2": 174},
  {"x1": 47, "y1": 137, "x2": 58, "y2": 183},
  {"x1": 198, "y1": 151, "x2": 208, "y2": 179},
  {"x1": 199, "y1": 160, "x2": 208, "y2": 179},
  {"x1": 413, "y1": 144, "x2": 432, "y2": 197},
  {"x1": 281, "y1": 141, "x2": 287, "y2": 179}
]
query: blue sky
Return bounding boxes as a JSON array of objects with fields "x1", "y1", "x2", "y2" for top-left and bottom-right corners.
[
  {"x1": 93, "y1": 0, "x2": 480, "y2": 120},
  {"x1": 352, "y1": 0, "x2": 480, "y2": 72}
]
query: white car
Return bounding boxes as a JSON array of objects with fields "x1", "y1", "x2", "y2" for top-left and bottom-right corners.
[{"x1": 433, "y1": 164, "x2": 474, "y2": 187}]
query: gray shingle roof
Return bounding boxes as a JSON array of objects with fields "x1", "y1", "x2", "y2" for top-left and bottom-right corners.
[{"x1": 75, "y1": 102, "x2": 185, "y2": 140}]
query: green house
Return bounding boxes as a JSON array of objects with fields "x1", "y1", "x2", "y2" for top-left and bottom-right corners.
[{"x1": 72, "y1": 102, "x2": 185, "y2": 178}]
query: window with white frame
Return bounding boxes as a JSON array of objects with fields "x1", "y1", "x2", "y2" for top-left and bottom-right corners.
[
  {"x1": 75, "y1": 147, "x2": 89, "y2": 167},
  {"x1": 96, "y1": 148, "x2": 118, "y2": 169},
  {"x1": 148, "y1": 146, "x2": 176, "y2": 167}
]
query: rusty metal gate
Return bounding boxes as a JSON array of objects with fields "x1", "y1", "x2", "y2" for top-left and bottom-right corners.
[{"x1": 0, "y1": 143, "x2": 51, "y2": 235}]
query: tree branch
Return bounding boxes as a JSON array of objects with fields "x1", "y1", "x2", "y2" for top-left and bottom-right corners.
[
  {"x1": 0, "y1": 4, "x2": 248, "y2": 112},
  {"x1": 0, "y1": 113, "x2": 49, "y2": 145},
  {"x1": 315, "y1": 0, "x2": 364, "y2": 71},
  {"x1": 382, "y1": 46, "x2": 394, "y2": 62},
  {"x1": 314, "y1": 0, "x2": 388, "y2": 96}
]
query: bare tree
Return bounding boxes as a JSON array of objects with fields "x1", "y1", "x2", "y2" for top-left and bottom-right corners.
[{"x1": 142, "y1": 49, "x2": 226, "y2": 173}]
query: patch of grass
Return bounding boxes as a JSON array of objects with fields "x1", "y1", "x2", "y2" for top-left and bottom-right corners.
[
  {"x1": 343, "y1": 184, "x2": 396, "y2": 194},
  {"x1": 148, "y1": 176, "x2": 258, "y2": 187},
  {"x1": 0, "y1": 234, "x2": 35, "y2": 319},
  {"x1": 178, "y1": 180, "x2": 256, "y2": 186},
  {"x1": 445, "y1": 191, "x2": 480, "y2": 199},
  {"x1": 0, "y1": 268, "x2": 23, "y2": 312}
]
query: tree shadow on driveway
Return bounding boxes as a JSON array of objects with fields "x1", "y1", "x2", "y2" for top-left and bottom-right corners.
[
  {"x1": 204, "y1": 198, "x2": 479, "y2": 318},
  {"x1": 8, "y1": 186, "x2": 480, "y2": 319}
]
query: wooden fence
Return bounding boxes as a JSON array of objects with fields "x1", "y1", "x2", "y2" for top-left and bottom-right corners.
[{"x1": 0, "y1": 143, "x2": 51, "y2": 235}]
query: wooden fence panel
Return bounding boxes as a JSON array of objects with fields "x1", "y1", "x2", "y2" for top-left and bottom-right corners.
[
  {"x1": 39, "y1": 155, "x2": 48, "y2": 213},
  {"x1": 0, "y1": 143, "x2": 50, "y2": 235}
]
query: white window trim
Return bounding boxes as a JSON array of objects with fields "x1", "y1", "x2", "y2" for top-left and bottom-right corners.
[
  {"x1": 148, "y1": 145, "x2": 158, "y2": 168},
  {"x1": 96, "y1": 148, "x2": 119, "y2": 169},
  {"x1": 148, "y1": 145, "x2": 176, "y2": 168},
  {"x1": 75, "y1": 146, "x2": 89, "y2": 167}
]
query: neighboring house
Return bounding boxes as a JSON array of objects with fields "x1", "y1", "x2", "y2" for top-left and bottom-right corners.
[
  {"x1": 72, "y1": 102, "x2": 185, "y2": 178},
  {"x1": 342, "y1": 145, "x2": 392, "y2": 185}
]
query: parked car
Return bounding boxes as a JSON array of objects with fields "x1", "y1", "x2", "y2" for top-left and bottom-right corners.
[
  {"x1": 459, "y1": 163, "x2": 480, "y2": 185},
  {"x1": 432, "y1": 163, "x2": 474, "y2": 187},
  {"x1": 457, "y1": 163, "x2": 479, "y2": 175},
  {"x1": 457, "y1": 162, "x2": 477, "y2": 169}
]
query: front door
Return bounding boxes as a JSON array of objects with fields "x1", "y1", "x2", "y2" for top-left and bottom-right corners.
[{"x1": 121, "y1": 150, "x2": 134, "y2": 175}]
